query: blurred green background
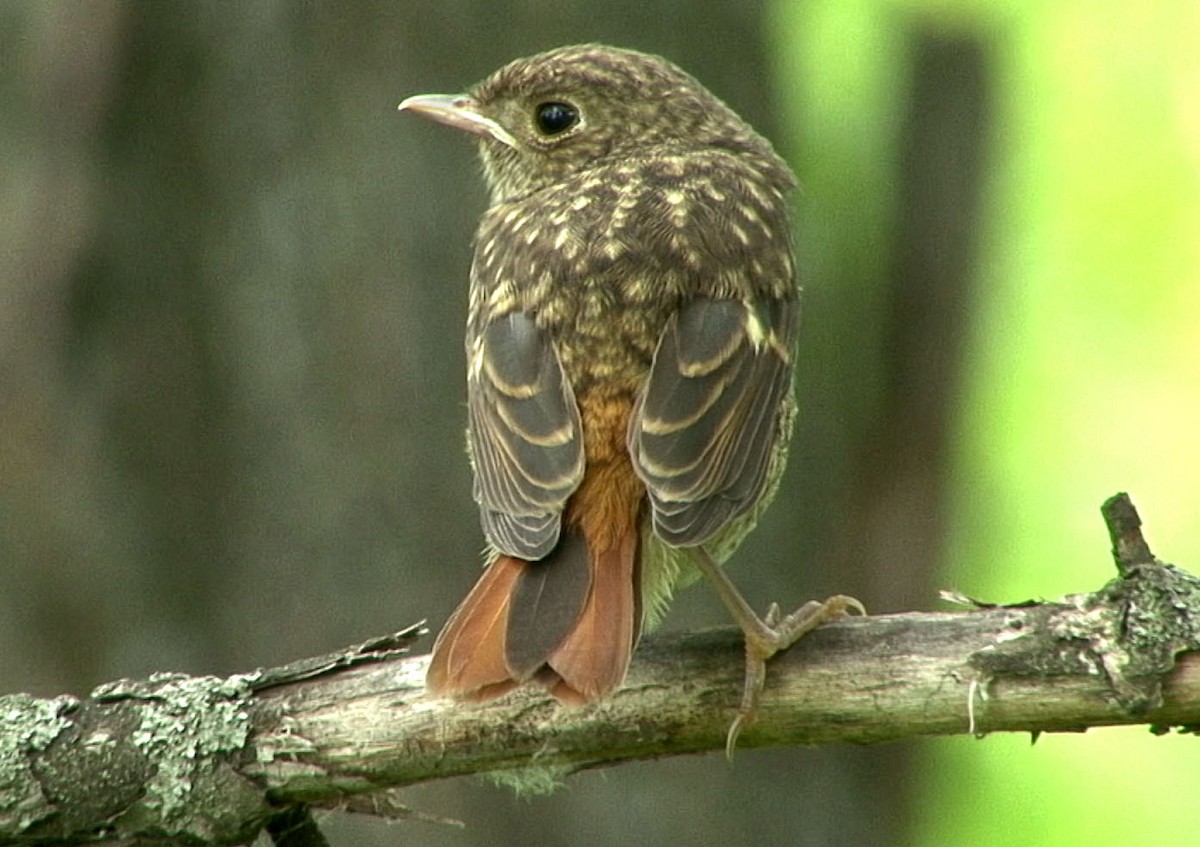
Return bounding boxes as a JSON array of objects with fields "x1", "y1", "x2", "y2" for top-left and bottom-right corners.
[{"x1": 2, "y1": 1, "x2": 1197, "y2": 845}]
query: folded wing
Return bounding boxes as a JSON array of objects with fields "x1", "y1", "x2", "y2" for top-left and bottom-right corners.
[
  {"x1": 468, "y1": 311, "x2": 585, "y2": 559},
  {"x1": 629, "y1": 296, "x2": 795, "y2": 546}
]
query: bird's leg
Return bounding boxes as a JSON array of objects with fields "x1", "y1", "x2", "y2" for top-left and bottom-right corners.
[{"x1": 691, "y1": 547, "x2": 865, "y2": 757}]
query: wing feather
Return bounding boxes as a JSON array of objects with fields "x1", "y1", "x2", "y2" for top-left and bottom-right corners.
[
  {"x1": 469, "y1": 311, "x2": 585, "y2": 558},
  {"x1": 630, "y1": 296, "x2": 795, "y2": 546}
]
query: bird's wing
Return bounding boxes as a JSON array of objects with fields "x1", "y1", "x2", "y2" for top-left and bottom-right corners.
[
  {"x1": 468, "y1": 310, "x2": 585, "y2": 559},
  {"x1": 629, "y1": 295, "x2": 796, "y2": 547}
]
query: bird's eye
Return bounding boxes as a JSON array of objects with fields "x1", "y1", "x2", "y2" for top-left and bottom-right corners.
[{"x1": 535, "y1": 102, "x2": 579, "y2": 136}]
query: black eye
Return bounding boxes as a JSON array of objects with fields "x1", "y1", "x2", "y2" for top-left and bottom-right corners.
[{"x1": 535, "y1": 102, "x2": 579, "y2": 136}]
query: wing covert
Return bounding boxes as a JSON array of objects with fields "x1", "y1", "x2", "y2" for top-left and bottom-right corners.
[
  {"x1": 469, "y1": 311, "x2": 585, "y2": 559},
  {"x1": 629, "y1": 296, "x2": 796, "y2": 546}
]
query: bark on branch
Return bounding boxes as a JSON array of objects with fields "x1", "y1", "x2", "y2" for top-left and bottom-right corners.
[{"x1": 3, "y1": 493, "x2": 1199, "y2": 846}]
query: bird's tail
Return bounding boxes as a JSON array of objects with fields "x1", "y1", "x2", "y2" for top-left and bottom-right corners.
[{"x1": 425, "y1": 524, "x2": 640, "y2": 703}]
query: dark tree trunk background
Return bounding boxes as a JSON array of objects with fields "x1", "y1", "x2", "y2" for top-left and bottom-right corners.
[{"x1": 0, "y1": 3, "x2": 990, "y2": 845}]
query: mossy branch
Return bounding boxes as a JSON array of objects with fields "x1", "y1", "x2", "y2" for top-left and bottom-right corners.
[{"x1": 3, "y1": 494, "x2": 1199, "y2": 846}]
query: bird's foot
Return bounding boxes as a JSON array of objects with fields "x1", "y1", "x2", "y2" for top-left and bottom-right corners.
[{"x1": 724, "y1": 594, "x2": 866, "y2": 757}]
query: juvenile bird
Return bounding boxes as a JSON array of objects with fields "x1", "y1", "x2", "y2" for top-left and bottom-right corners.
[{"x1": 400, "y1": 44, "x2": 861, "y2": 750}]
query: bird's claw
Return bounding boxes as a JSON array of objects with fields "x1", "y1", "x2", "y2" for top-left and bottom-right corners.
[{"x1": 724, "y1": 594, "x2": 866, "y2": 758}]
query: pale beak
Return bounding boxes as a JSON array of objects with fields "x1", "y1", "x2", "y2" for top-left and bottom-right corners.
[{"x1": 398, "y1": 94, "x2": 518, "y2": 149}]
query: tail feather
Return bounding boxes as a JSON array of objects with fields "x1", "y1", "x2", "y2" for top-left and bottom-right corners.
[
  {"x1": 425, "y1": 527, "x2": 640, "y2": 703},
  {"x1": 425, "y1": 554, "x2": 522, "y2": 699},
  {"x1": 505, "y1": 530, "x2": 591, "y2": 678},
  {"x1": 546, "y1": 531, "x2": 638, "y2": 701}
]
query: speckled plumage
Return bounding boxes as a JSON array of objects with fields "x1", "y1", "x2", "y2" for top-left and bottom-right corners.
[
  {"x1": 402, "y1": 44, "x2": 802, "y2": 705},
  {"x1": 469, "y1": 147, "x2": 795, "y2": 393}
]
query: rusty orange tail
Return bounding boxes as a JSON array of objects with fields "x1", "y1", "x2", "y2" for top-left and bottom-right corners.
[
  {"x1": 425, "y1": 525, "x2": 639, "y2": 703},
  {"x1": 428, "y1": 391, "x2": 645, "y2": 703}
]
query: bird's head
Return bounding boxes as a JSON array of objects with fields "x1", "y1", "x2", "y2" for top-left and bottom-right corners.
[{"x1": 399, "y1": 44, "x2": 784, "y2": 203}]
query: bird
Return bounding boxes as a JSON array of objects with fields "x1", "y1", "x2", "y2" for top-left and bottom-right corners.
[{"x1": 399, "y1": 44, "x2": 862, "y2": 751}]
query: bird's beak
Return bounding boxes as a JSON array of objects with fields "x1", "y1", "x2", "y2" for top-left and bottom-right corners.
[{"x1": 398, "y1": 94, "x2": 518, "y2": 149}]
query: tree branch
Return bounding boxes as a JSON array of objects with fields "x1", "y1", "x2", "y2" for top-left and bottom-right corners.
[{"x1": 3, "y1": 494, "x2": 1199, "y2": 845}]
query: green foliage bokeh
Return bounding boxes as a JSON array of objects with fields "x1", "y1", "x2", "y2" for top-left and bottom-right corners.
[{"x1": 773, "y1": 0, "x2": 1200, "y2": 843}]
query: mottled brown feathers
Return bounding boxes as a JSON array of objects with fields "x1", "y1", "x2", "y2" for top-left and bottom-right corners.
[{"x1": 404, "y1": 44, "x2": 799, "y2": 706}]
